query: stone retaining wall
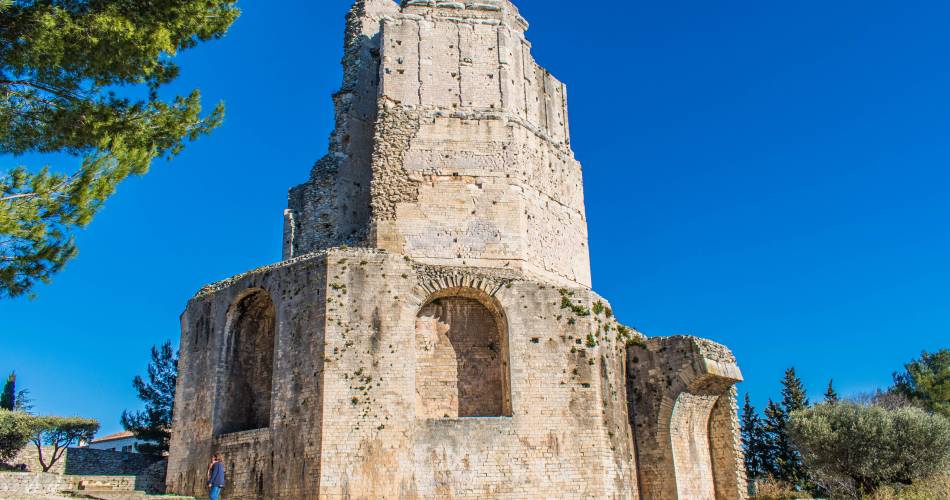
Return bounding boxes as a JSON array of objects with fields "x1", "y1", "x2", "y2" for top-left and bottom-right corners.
[
  {"x1": 64, "y1": 448, "x2": 163, "y2": 476},
  {"x1": 0, "y1": 472, "x2": 134, "y2": 496},
  {"x1": 10, "y1": 446, "x2": 162, "y2": 476}
]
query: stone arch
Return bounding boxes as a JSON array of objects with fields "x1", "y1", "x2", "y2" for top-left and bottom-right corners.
[
  {"x1": 216, "y1": 288, "x2": 277, "y2": 435},
  {"x1": 628, "y1": 336, "x2": 746, "y2": 500},
  {"x1": 414, "y1": 287, "x2": 512, "y2": 419}
]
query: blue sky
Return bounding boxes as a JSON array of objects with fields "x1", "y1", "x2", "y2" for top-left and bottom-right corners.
[{"x1": 2, "y1": 0, "x2": 949, "y2": 434}]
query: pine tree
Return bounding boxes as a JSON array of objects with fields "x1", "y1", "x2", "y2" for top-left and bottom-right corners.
[
  {"x1": 741, "y1": 394, "x2": 768, "y2": 482},
  {"x1": 770, "y1": 368, "x2": 809, "y2": 488},
  {"x1": 762, "y1": 399, "x2": 785, "y2": 478},
  {"x1": 121, "y1": 342, "x2": 178, "y2": 455},
  {"x1": 823, "y1": 379, "x2": 839, "y2": 403},
  {"x1": 0, "y1": 0, "x2": 240, "y2": 298},
  {"x1": 781, "y1": 367, "x2": 810, "y2": 413},
  {"x1": 0, "y1": 372, "x2": 14, "y2": 411}
]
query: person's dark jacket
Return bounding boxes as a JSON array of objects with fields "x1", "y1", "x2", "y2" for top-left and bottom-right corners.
[{"x1": 209, "y1": 461, "x2": 225, "y2": 487}]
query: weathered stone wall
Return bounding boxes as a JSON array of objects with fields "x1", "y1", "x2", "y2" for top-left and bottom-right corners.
[
  {"x1": 10, "y1": 446, "x2": 161, "y2": 477},
  {"x1": 369, "y1": 2, "x2": 591, "y2": 288},
  {"x1": 169, "y1": 248, "x2": 639, "y2": 499},
  {"x1": 63, "y1": 448, "x2": 163, "y2": 477},
  {"x1": 286, "y1": 0, "x2": 400, "y2": 255},
  {"x1": 0, "y1": 472, "x2": 136, "y2": 496},
  {"x1": 167, "y1": 252, "x2": 330, "y2": 499},
  {"x1": 285, "y1": 0, "x2": 592, "y2": 289},
  {"x1": 628, "y1": 336, "x2": 747, "y2": 500},
  {"x1": 10, "y1": 446, "x2": 64, "y2": 474}
]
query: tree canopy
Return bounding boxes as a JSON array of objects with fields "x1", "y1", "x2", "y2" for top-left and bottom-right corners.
[
  {"x1": 789, "y1": 403, "x2": 950, "y2": 498},
  {"x1": 0, "y1": 373, "x2": 13, "y2": 411},
  {"x1": 0, "y1": 0, "x2": 240, "y2": 298},
  {"x1": 121, "y1": 341, "x2": 177, "y2": 455},
  {"x1": 894, "y1": 349, "x2": 950, "y2": 419},
  {"x1": 30, "y1": 415, "x2": 99, "y2": 471},
  {"x1": 0, "y1": 371, "x2": 31, "y2": 412},
  {"x1": 0, "y1": 409, "x2": 34, "y2": 464}
]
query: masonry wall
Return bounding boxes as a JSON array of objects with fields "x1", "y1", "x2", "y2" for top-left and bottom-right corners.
[
  {"x1": 168, "y1": 248, "x2": 640, "y2": 499},
  {"x1": 286, "y1": 1, "x2": 592, "y2": 288},
  {"x1": 0, "y1": 472, "x2": 137, "y2": 497},
  {"x1": 627, "y1": 336, "x2": 747, "y2": 500},
  {"x1": 286, "y1": 0, "x2": 400, "y2": 255},
  {"x1": 313, "y1": 249, "x2": 635, "y2": 498},
  {"x1": 166, "y1": 253, "x2": 330, "y2": 499},
  {"x1": 11, "y1": 446, "x2": 65, "y2": 474},
  {"x1": 10, "y1": 446, "x2": 161, "y2": 477},
  {"x1": 367, "y1": 5, "x2": 591, "y2": 287}
]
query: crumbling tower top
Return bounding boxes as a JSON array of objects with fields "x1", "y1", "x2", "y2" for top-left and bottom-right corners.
[
  {"x1": 286, "y1": 0, "x2": 591, "y2": 288},
  {"x1": 400, "y1": 0, "x2": 529, "y2": 32}
]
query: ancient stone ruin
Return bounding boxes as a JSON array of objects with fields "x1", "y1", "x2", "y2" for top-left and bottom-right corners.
[{"x1": 167, "y1": 1, "x2": 747, "y2": 498}]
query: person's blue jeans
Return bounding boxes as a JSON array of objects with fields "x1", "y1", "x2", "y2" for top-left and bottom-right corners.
[{"x1": 209, "y1": 485, "x2": 222, "y2": 500}]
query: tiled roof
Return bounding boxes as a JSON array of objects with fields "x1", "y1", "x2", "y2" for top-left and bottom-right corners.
[{"x1": 89, "y1": 431, "x2": 136, "y2": 443}]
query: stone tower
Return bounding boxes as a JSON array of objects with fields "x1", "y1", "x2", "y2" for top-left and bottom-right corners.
[{"x1": 167, "y1": 1, "x2": 747, "y2": 498}]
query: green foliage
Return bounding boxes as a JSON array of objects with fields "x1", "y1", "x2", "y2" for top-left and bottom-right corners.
[
  {"x1": 788, "y1": 403, "x2": 950, "y2": 498},
  {"x1": 30, "y1": 415, "x2": 100, "y2": 472},
  {"x1": 0, "y1": 373, "x2": 13, "y2": 411},
  {"x1": 893, "y1": 349, "x2": 950, "y2": 419},
  {"x1": 759, "y1": 368, "x2": 810, "y2": 489},
  {"x1": 592, "y1": 300, "x2": 605, "y2": 316},
  {"x1": 865, "y1": 474, "x2": 950, "y2": 500},
  {"x1": 0, "y1": 372, "x2": 31, "y2": 412},
  {"x1": 121, "y1": 341, "x2": 178, "y2": 455},
  {"x1": 558, "y1": 289, "x2": 591, "y2": 317},
  {"x1": 742, "y1": 394, "x2": 769, "y2": 482},
  {"x1": 0, "y1": 0, "x2": 240, "y2": 298},
  {"x1": 0, "y1": 409, "x2": 34, "y2": 464},
  {"x1": 781, "y1": 367, "x2": 810, "y2": 414},
  {"x1": 762, "y1": 400, "x2": 785, "y2": 476},
  {"x1": 585, "y1": 333, "x2": 597, "y2": 348},
  {"x1": 823, "y1": 379, "x2": 839, "y2": 404}
]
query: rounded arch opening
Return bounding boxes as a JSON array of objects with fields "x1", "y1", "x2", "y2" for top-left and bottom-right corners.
[
  {"x1": 216, "y1": 288, "x2": 277, "y2": 435},
  {"x1": 414, "y1": 287, "x2": 512, "y2": 419}
]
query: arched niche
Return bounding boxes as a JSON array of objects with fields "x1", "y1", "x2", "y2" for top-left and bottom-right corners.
[
  {"x1": 414, "y1": 287, "x2": 512, "y2": 419},
  {"x1": 216, "y1": 288, "x2": 277, "y2": 435}
]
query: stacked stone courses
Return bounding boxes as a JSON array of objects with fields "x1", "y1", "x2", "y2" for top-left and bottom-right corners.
[{"x1": 168, "y1": 1, "x2": 748, "y2": 498}]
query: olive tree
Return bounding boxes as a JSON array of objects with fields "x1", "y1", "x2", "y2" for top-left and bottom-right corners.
[{"x1": 788, "y1": 403, "x2": 950, "y2": 498}]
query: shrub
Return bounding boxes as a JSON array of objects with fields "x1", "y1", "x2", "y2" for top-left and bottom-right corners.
[
  {"x1": 752, "y1": 476, "x2": 812, "y2": 499},
  {"x1": 865, "y1": 474, "x2": 950, "y2": 500},
  {"x1": 788, "y1": 403, "x2": 950, "y2": 498},
  {"x1": 0, "y1": 410, "x2": 35, "y2": 464}
]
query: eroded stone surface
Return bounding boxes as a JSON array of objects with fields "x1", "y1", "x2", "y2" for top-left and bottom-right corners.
[
  {"x1": 168, "y1": 1, "x2": 746, "y2": 498},
  {"x1": 628, "y1": 336, "x2": 748, "y2": 500}
]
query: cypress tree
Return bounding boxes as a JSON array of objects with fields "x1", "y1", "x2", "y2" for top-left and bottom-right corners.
[{"x1": 0, "y1": 372, "x2": 14, "y2": 411}]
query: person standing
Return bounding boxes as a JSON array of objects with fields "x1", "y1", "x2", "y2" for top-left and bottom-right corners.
[{"x1": 208, "y1": 453, "x2": 225, "y2": 500}]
